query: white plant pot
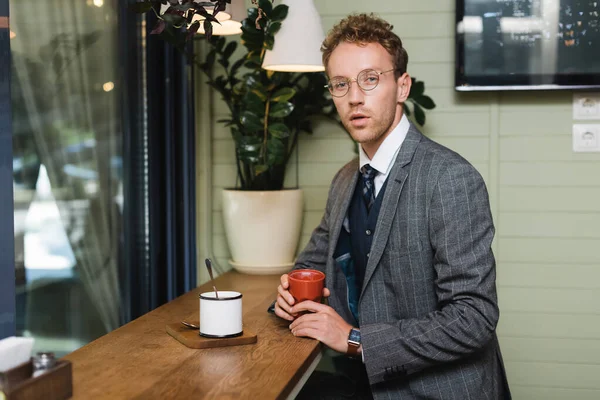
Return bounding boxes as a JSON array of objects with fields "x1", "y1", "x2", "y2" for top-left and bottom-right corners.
[{"x1": 222, "y1": 189, "x2": 303, "y2": 275}]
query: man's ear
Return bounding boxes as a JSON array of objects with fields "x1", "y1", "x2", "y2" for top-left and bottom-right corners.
[{"x1": 397, "y1": 73, "x2": 411, "y2": 103}]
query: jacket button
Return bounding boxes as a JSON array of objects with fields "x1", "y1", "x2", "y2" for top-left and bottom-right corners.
[
  {"x1": 367, "y1": 252, "x2": 370, "y2": 257},
  {"x1": 365, "y1": 229, "x2": 372, "y2": 235}
]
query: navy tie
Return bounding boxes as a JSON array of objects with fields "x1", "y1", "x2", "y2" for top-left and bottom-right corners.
[{"x1": 361, "y1": 164, "x2": 378, "y2": 211}]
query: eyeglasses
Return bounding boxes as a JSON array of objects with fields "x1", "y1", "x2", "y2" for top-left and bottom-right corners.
[{"x1": 325, "y1": 68, "x2": 397, "y2": 97}]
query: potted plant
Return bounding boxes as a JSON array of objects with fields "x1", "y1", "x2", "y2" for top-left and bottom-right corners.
[
  {"x1": 203, "y1": 1, "x2": 340, "y2": 274},
  {"x1": 132, "y1": 0, "x2": 435, "y2": 274}
]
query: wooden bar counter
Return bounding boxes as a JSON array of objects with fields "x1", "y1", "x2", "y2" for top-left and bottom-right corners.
[{"x1": 63, "y1": 272, "x2": 322, "y2": 399}]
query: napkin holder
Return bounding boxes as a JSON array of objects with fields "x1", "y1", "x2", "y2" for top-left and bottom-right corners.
[{"x1": 0, "y1": 359, "x2": 72, "y2": 400}]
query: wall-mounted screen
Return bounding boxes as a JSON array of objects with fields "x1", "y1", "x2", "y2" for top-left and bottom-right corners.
[{"x1": 456, "y1": 0, "x2": 600, "y2": 91}]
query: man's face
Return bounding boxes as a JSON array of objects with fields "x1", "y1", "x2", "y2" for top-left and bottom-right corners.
[{"x1": 327, "y1": 42, "x2": 410, "y2": 157}]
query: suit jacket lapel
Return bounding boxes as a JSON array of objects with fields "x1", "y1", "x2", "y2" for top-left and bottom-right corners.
[
  {"x1": 360, "y1": 125, "x2": 423, "y2": 299},
  {"x1": 328, "y1": 162, "x2": 359, "y2": 262}
]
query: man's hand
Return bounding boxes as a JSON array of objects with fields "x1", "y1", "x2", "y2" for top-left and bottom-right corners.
[
  {"x1": 274, "y1": 273, "x2": 331, "y2": 321},
  {"x1": 288, "y1": 301, "x2": 352, "y2": 354}
]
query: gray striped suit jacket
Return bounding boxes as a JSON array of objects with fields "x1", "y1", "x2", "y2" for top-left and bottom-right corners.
[{"x1": 295, "y1": 124, "x2": 510, "y2": 399}]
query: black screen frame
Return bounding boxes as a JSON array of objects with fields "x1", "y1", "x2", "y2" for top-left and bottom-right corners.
[{"x1": 455, "y1": 0, "x2": 600, "y2": 92}]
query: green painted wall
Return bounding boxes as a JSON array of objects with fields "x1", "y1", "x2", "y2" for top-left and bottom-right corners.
[{"x1": 196, "y1": 1, "x2": 600, "y2": 398}]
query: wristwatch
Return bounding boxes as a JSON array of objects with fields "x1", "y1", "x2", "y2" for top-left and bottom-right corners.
[{"x1": 347, "y1": 328, "x2": 361, "y2": 356}]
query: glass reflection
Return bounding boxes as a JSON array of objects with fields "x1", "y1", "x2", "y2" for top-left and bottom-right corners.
[{"x1": 11, "y1": 0, "x2": 122, "y2": 356}]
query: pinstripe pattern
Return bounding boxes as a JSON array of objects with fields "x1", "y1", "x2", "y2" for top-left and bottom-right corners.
[{"x1": 296, "y1": 124, "x2": 510, "y2": 399}]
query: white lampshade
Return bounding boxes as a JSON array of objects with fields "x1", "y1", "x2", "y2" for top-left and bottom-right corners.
[
  {"x1": 196, "y1": 20, "x2": 242, "y2": 36},
  {"x1": 262, "y1": 0, "x2": 325, "y2": 72}
]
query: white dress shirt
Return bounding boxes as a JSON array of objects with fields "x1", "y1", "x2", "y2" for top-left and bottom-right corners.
[{"x1": 358, "y1": 114, "x2": 410, "y2": 196}]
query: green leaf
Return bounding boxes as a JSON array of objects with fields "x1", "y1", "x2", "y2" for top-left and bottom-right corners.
[
  {"x1": 230, "y1": 57, "x2": 246, "y2": 76},
  {"x1": 129, "y1": 2, "x2": 155, "y2": 13},
  {"x1": 237, "y1": 137, "x2": 262, "y2": 163},
  {"x1": 186, "y1": 20, "x2": 200, "y2": 39},
  {"x1": 268, "y1": 123, "x2": 290, "y2": 138},
  {"x1": 267, "y1": 138, "x2": 285, "y2": 165},
  {"x1": 215, "y1": 36, "x2": 226, "y2": 51},
  {"x1": 244, "y1": 58, "x2": 261, "y2": 69},
  {"x1": 239, "y1": 111, "x2": 263, "y2": 132},
  {"x1": 409, "y1": 81, "x2": 425, "y2": 98},
  {"x1": 267, "y1": 22, "x2": 281, "y2": 36},
  {"x1": 172, "y1": 3, "x2": 196, "y2": 12},
  {"x1": 162, "y1": 13, "x2": 187, "y2": 27},
  {"x1": 230, "y1": 126, "x2": 242, "y2": 141},
  {"x1": 270, "y1": 4, "x2": 289, "y2": 21},
  {"x1": 243, "y1": 92, "x2": 265, "y2": 116},
  {"x1": 413, "y1": 103, "x2": 426, "y2": 126},
  {"x1": 203, "y1": 19, "x2": 214, "y2": 41},
  {"x1": 245, "y1": 75, "x2": 265, "y2": 92},
  {"x1": 218, "y1": 58, "x2": 229, "y2": 69},
  {"x1": 252, "y1": 89, "x2": 268, "y2": 101},
  {"x1": 271, "y1": 87, "x2": 295, "y2": 102},
  {"x1": 241, "y1": 34, "x2": 263, "y2": 49},
  {"x1": 214, "y1": 76, "x2": 227, "y2": 91},
  {"x1": 269, "y1": 102, "x2": 294, "y2": 118},
  {"x1": 223, "y1": 41, "x2": 237, "y2": 60},
  {"x1": 246, "y1": 7, "x2": 259, "y2": 22},
  {"x1": 195, "y1": 7, "x2": 220, "y2": 23},
  {"x1": 241, "y1": 19, "x2": 263, "y2": 38},
  {"x1": 415, "y1": 95, "x2": 436, "y2": 110},
  {"x1": 245, "y1": 53, "x2": 262, "y2": 68},
  {"x1": 258, "y1": 0, "x2": 273, "y2": 17},
  {"x1": 264, "y1": 35, "x2": 275, "y2": 50},
  {"x1": 254, "y1": 164, "x2": 268, "y2": 175},
  {"x1": 204, "y1": 50, "x2": 216, "y2": 70}
]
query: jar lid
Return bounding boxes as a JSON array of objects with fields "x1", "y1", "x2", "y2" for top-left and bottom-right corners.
[{"x1": 32, "y1": 352, "x2": 57, "y2": 370}]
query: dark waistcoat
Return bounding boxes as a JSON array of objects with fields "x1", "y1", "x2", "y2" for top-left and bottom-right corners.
[{"x1": 334, "y1": 176, "x2": 388, "y2": 323}]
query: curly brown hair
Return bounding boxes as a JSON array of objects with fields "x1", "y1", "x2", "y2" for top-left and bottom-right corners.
[{"x1": 321, "y1": 13, "x2": 408, "y2": 76}]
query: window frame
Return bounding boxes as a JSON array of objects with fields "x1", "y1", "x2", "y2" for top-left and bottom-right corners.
[{"x1": 0, "y1": 0, "x2": 16, "y2": 339}]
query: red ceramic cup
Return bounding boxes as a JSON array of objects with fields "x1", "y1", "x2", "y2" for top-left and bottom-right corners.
[{"x1": 288, "y1": 269, "x2": 326, "y2": 303}]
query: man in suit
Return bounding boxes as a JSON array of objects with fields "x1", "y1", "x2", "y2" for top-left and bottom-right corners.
[{"x1": 274, "y1": 13, "x2": 510, "y2": 399}]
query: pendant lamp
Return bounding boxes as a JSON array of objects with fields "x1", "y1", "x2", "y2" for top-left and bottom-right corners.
[{"x1": 262, "y1": 0, "x2": 325, "y2": 72}]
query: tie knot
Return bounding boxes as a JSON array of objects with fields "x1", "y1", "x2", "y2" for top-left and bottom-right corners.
[{"x1": 361, "y1": 164, "x2": 378, "y2": 180}]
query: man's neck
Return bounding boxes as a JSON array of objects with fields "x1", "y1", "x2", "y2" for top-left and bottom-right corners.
[{"x1": 361, "y1": 108, "x2": 405, "y2": 160}]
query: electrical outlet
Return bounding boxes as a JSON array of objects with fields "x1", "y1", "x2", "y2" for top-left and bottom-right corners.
[
  {"x1": 573, "y1": 93, "x2": 600, "y2": 120},
  {"x1": 573, "y1": 124, "x2": 600, "y2": 152}
]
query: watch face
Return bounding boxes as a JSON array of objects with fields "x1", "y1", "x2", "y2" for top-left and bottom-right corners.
[{"x1": 348, "y1": 329, "x2": 361, "y2": 345}]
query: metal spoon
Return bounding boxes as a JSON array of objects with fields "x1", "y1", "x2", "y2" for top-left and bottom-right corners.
[
  {"x1": 181, "y1": 320, "x2": 199, "y2": 329},
  {"x1": 180, "y1": 260, "x2": 218, "y2": 329},
  {"x1": 205, "y1": 258, "x2": 219, "y2": 299}
]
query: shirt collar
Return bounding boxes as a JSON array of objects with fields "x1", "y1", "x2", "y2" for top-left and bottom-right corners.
[{"x1": 358, "y1": 114, "x2": 410, "y2": 174}]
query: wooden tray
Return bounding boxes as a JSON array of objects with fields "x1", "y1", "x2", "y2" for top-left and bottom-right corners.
[
  {"x1": 0, "y1": 359, "x2": 72, "y2": 400},
  {"x1": 166, "y1": 322, "x2": 257, "y2": 349}
]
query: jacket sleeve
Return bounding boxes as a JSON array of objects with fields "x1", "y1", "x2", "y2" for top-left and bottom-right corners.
[
  {"x1": 361, "y1": 161, "x2": 500, "y2": 384},
  {"x1": 293, "y1": 169, "x2": 341, "y2": 273}
]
